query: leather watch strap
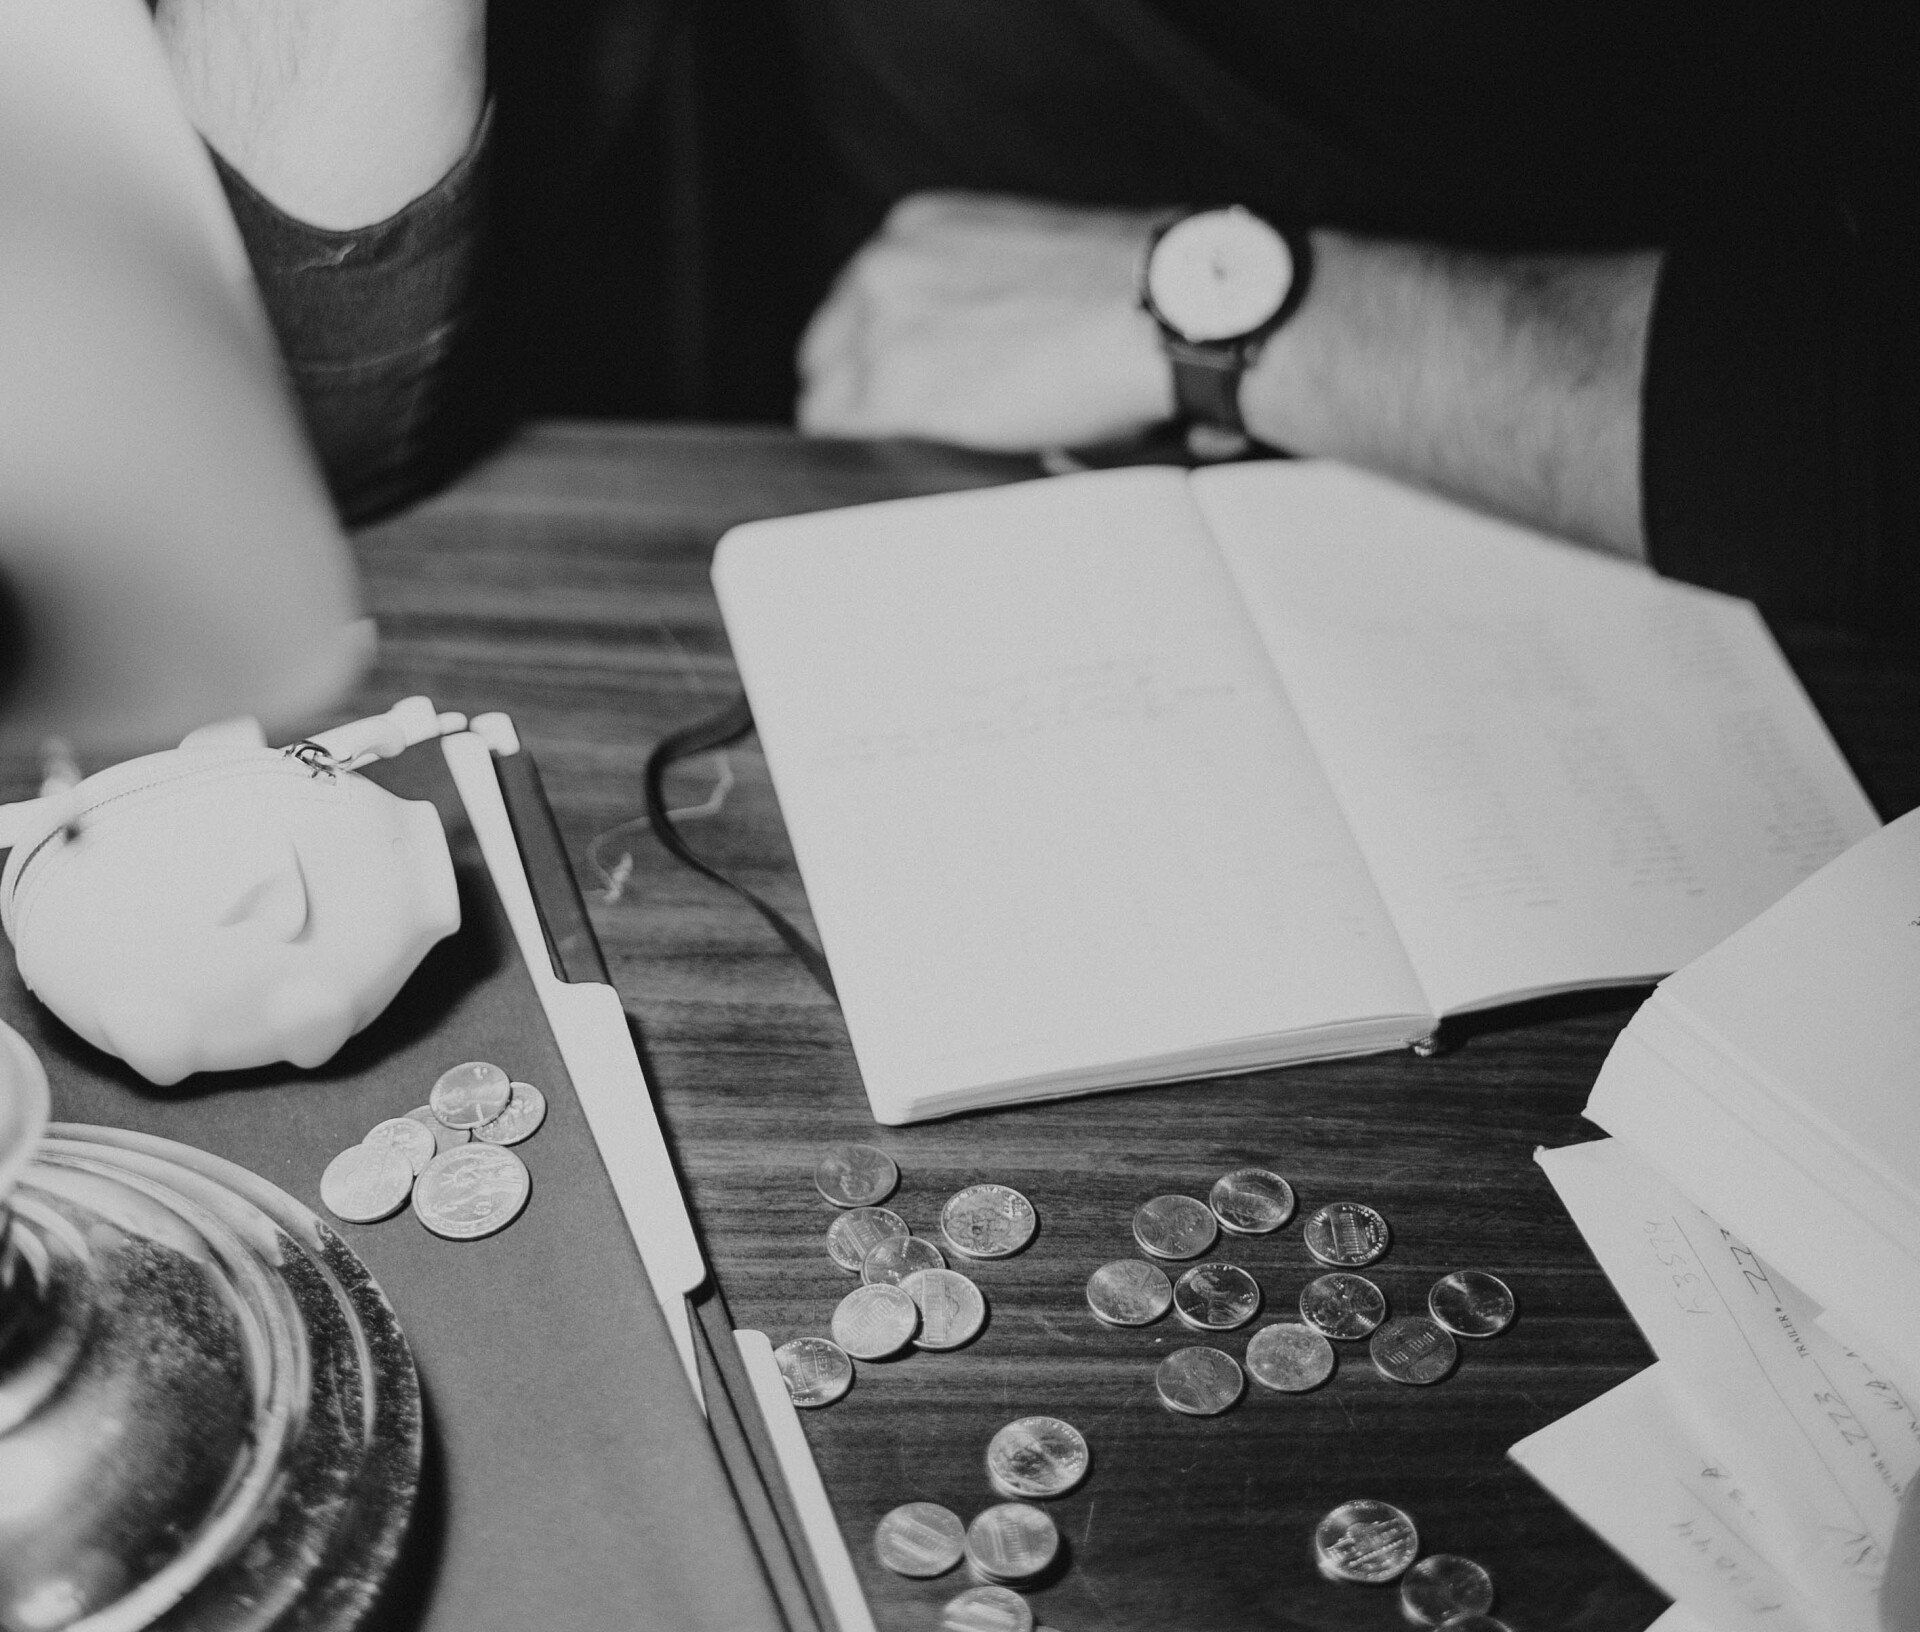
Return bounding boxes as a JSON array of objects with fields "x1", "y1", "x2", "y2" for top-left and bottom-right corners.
[{"x1": 1165, "y1": 338, "x2": 1250, "y2": 435}]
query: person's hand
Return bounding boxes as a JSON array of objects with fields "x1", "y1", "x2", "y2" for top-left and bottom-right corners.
[{"x1": 797, "y1": 192, "x2": 1176, "y2": 451}]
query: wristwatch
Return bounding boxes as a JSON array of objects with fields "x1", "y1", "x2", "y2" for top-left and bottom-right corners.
[{"x1": 1141, "y1": 206, "x2": 1310, "y2": 436}]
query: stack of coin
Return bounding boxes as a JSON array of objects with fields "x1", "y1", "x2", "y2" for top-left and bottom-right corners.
[
  {"x1": 1400, "y1": 1553, "x2": 1498, "y2": 1625},
  {"x1": 964, "y1": 1502, "x2": 1059, "y2": 1586}
]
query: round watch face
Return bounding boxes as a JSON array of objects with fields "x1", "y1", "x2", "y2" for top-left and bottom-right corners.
[{"x1": 1146, "y1": 208, "x2": 1294, "y2": 343}]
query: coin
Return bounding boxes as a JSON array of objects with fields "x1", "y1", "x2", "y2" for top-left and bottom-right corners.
[
  {"x1": 406, "y1": 1105, "x2": 469, "y2": 1154},
  {"x1": 814, "y1": 1143, "x2": 899, "y2": 1208},
  {"x1": 1313, "y1": 1498, "x2": 1419, "y2": 1584},
  {"x1": 874, "y1": 1502, "x2": 966, "y2": 1576},
  {"x1": 1172, "y1": 1262, "x2": 1262, "y2": 1331},
  {"x1": 429, "y1": 1060, "x2": 512, "y2": 1129},
  {"x1": 473, "y1": 1080, "x2": 547, "y2": 1146},
  {"x1": 1400, "y1": 1553, "x2": 1496, "y2": 1624},
  {"x1": 1085, "y1": 1259, "x2": 1173, "y2": 1326},
  {"x1": 940, "y1": 1184, "x2": 1037, "y2": 1259},
  {"x1": 985, "y1": 1416, "x2": 1090, "y2": 1500},
  {"x1": 363, "y1": 1115, "x2": 436, "y2": 1176},
  {"x1": 831, "y1": 1283, "x2": 919, "y2": 1359},
  {"x1": 1299, "y1": 1272, "x2": 1388, "y2": 1340},
  {"x1": 826, "y1": 1206, "x2": 909, "y2": 1272},
  {"x1": 1302, "y1": 1201, "x2": 1390, "y2": 1267},
  {"x1": 1369, "y1": 1315, "x2": 1459, "y2": 1385},
  {"x1": 320, "y1": 1143, "x2": 415, "y2": 1223},
  {"x1": 773, "y1": 1336, "x2": 854, "y2": 1408},
  {"x1": 965, "y1": 1502, "x2": 1059, "y2": 1583},
  {"x1": 1155, "y1": 1346, "x2": 1243, "y2": 1416},
  {"x1": 940, "y1": 1584, "x2": 1033, "y2": 1632},
  {"x1": 862, "y1": 1233, "x2": 947, "y2": 1285},
  {"x1": 1428, "y1": 1270, "x2": 1515, "y2": 1339},
  {"x1": 1132, "y1": 1194, "x2": 1218, "y2": 1260},
  {"x1": 412, "y1": 1143, "x2": 531, "y2": 1240},
  {"x1": 900, "y1": 1267, "x2": 987, "y2": 1350},
  {"x1": 1244, "y1": 1322, "x2": 1336, "y2": 1392},
  {"x1": 1209, "y1": 1167, "x2": 1295, "y2": 1234}
]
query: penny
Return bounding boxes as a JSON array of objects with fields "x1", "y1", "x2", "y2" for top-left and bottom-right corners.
[
  {"x1": 831, "y1": 1283, "x2": 919, "y2": 1359},
  {"x1": 874, "y1": 1501, "x2": 966, "y2": 1577},
  {"x1": 900, "y1": 1267, "x2": 987, "y2": 1350},
  {"x1": 412, "y1": 1143, "x2": 531, "y2": 1240},
  {"x1": 1244, "y1": 1322, "x2": 1336, "y2": 1392},
  {"x1": 965, "y1": 1502, "x2": 1059, "y2": 1583},
  {"x1": 320, "y1": 1143, "x2": 415, "y2": 1223},
  {"x1": 1302, "y1": 1201, "x2": 1390, "y2": 1267},
  {"x1": 1173, "y1": 1262, "x2": 1262, "y2": 1331},
  {"x1": 985, "y1": 1416, "x2": 1090, "y2": 1500},
  {"x1": 1428, "y1": 1270, "x2": 1516, "y2": 1339},
  {"x1": 940, "y1": 1184, "x2": 1037, "y2": 1259},
  {"x1": 1299, "y1": 1272, "x2": 1388, "y2": 1340},
  {"x1": 940, "y1": 1584, "x2": 1033, "y2": 1632},
  {"x1": 826, "y1": 1206, "x2": 909, "y2": 1273},
  {"x1": 1369, "y1": 1315, "x2": 1459, "y2": 1385},
  {"x1": 1085, "y1": 1259, "x2": 1173, "y2": 1327},
  {"x1": 862, "y1": 1233, "x2": 947, "y2": 1285},
  {"x1": 473, "y1": 1081, "x2": 547, "y2": 1146},
  {"x1": 773, "y1": 1336, "x2": 854, "y2": 1408},
  {"x1": 1209, "y1": 1167, "x2": 1295, "y2": 1234},
  {"x1": 1400, "y1": 1553, "x2": 1496, "y2": 1625},
  {"x1": 405, "y1": 1105, "x2": 469, "y2": 1154},
  {"x1": 1132, "y1": 1194, "x2": 1218, "y2": 1260},
  {"x1": 429, "y1": 1060, "x2": 513, "y2": 1129},
  {"x1": 362, "y1": 1115, "x2": 436, "y2": 1176},
  {"x1": 814, "y1": 1143, "x2": 899, "y2": 1208},
  {"x1": 1313, "y1": 1498, "x2": 1420, "y2": 1584},
  {"x1": 1155, "y1": 1346, "x2": 1243, "y2": 1416}
]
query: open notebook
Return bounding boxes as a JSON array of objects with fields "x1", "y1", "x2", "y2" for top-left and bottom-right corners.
[{"x1": 713, "y1": 462, "x2": 1877, "y2": 1124}]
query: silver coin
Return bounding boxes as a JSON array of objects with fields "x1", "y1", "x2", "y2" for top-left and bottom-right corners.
[
  {"x1": 1428, "y1": 1270, "x2": 1516, "y2": 1339},
  {"x1": 406, "y1": 1104, "x2": 469, "y2": 1153},
  {"x1": 862, "y1": 1232, "x2": 947, "y2": 1285},
  {"x1": 874, "y1": 1502, "x2": 965, "y2": 1577},
  {"x1": 1369, "y1": 1315, "x2": 1459, "y2": 1385},
  {"x1": 814, "y1": 1142, "x2": 899, "y2": 1208},
  {"x1": 1299, "y1": 1272, "x2": 1388, "y2": 1340},
  {"x1": 900, "y1": 1267, "x2": 987, "y2": 1350},
  {"x1": 1313, "y1": 1498, "x2": 1420, "y2": 1584},
  {"x1": 1400, "y1": 1553, "x2": 1496, "y2": 1624},
  {"x1": 1302, "y1": 1200, "x2": 1391, "y2": 1267},
  {"x1": 429, "y1": 1060, "x2": 513, "y2": 1129},
  {"x1": 1244, "y1": 1322, "x2": 1336, "y2": 1392},
  {"x1": 1085, "y1": 1259, "x2": 1173, "y2": 1326},
  {"x1": 831, "y1": 1282, "x2": 919, "y2": 1359},
  {"x1": 1132, "y1": 1194, "x2": 1218, "y2": 1260},
  {"x1": 412, "y1": 1143, "x2": 531, "y2": 1240},
  {"x1": 1154, "y1": 1346, "x2": 1243, "y2": 1416},
  {"x1": 1209, "y1": 1167, "x2": 1295, "y2": 1234},
  {"x1": 320, "y1": 1142, "x2": 415, "y2": 1223},
  {"x1": 1172, "y1": 1262, "x2": 1262, "y2": 1331},
  {"x1": 965, "y1": 1502, "x2": 1059, "y2": 1583},
  {"x1": 985, "y1": 1416, "x2": 1090, "y2": 1500},
  {"x1": 473, "y1": 1080, "x2": 548, "y2": 1146},
  {"x1": 773, "y1": 1336, "x2": 854, "y2": 1408},
  {"x1": 826, "y1": 1206, "x2": 909, "y2": 1272},
  {"x1": 940, "y1": 1184, "x2": 1037, "y2": 1259},
  {"x1": 362, "y1": 1115, "x2": 437, "y2": 1176},
  {"x1": 940, "y1": 1584, "x2": 1034, "y2": 1632}
]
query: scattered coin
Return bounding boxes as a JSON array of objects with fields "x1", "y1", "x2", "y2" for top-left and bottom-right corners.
[
  {"x1": 1369, "y1": 1315, "x2": 1459, "y2": 1385},
  {"x1": 940, "y1": 1184, "x2": 1038, "y2": 1259},
  {"x1": 1085, "y1": 1259, "x2": 1174, "y2": 1327},
  {"x1": 1172, "y1": 1262, "x2": 1262, "y2": 1330},
  {"x1": 1155, "y1": 1345, "x2": 1244, "y2": 1416},
  {"x1": 826, "y1": 1206, "x2": 910, "y2": 1273},
  {"x1": 1209, "y1": 1167, "x2": 1296, "y2": 1234},
  {"x1": 1302, "y1": 1201, "x2": 1391, "y2": 1267},
  {"x1": 773, "y1": 1336, "x2": 854, "y2": 1408},
  {"x1": 1132, "y1": 1194, "x2": 1219, "y2": 1260},
  {"x1": 814, "y1": 1143, "x2": 899, "y2": 1208},
  {"x1": 874, "y1": 1502, "x2": 966, "y2": 1577},
  {"x1": 985, "y1": 1416, "x2": 1090, "y2": 1500},
  {"x1": 429, "y1": 1060, "x2": 513, "y2": 1129},
  {"x1": 413, "y1": 1143, "x2": 531, "y2": 1240},
  {"x1": 1299, "y1": 1272, "x2": 1388, "y2": 1340},
  {"x1": 900, "y1": 1266, "x2": 988, "y2": 1350},
  {"x1": 362, "y1": 1115, "x2": 436, "y2": 1176},
  {"x1": 1400, "y1": 1553, "x2": 1496, "y2": 1625},
  {"x1": 831, "y1": 1282, "x2": 919, "y2": 1359},
  {"x1": 1244, "y1": 1322, "x2": 1336, "y2": 1392},
  {"x1": 406, "y1": 1105, "x2": 469, "y2": 1154},
  {"x1": 862, "y1": 1233, "x2": 947, "y2": 1285},
  {"x1": 965, "y1": 1502, "x2": 1060, "y2": 1583},
  {"x1": 1428, "y1": 1270, "x2": 1516, "y2": 1339},
  {"x1": 320, "y1": 1142, "x2": 416, "y2": 1224},
  {"x1": 1313, "y1": 1498, "x2": 1420, "y2": 1584},
  {"x1": 473, "y1": 1080, "x2": 547, "y2": 1146},
  {"x1": 940, "y1": 1584, "x2": 1033, "y2": 1632}
]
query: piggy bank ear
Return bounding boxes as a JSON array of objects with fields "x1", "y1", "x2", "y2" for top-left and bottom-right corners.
[
  {"x1": 95, "y1": 992, "x2": 199, "y2": 1087},
  {"x1": 212, "y1": 830, "x2": 309, "y2": 943}
]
